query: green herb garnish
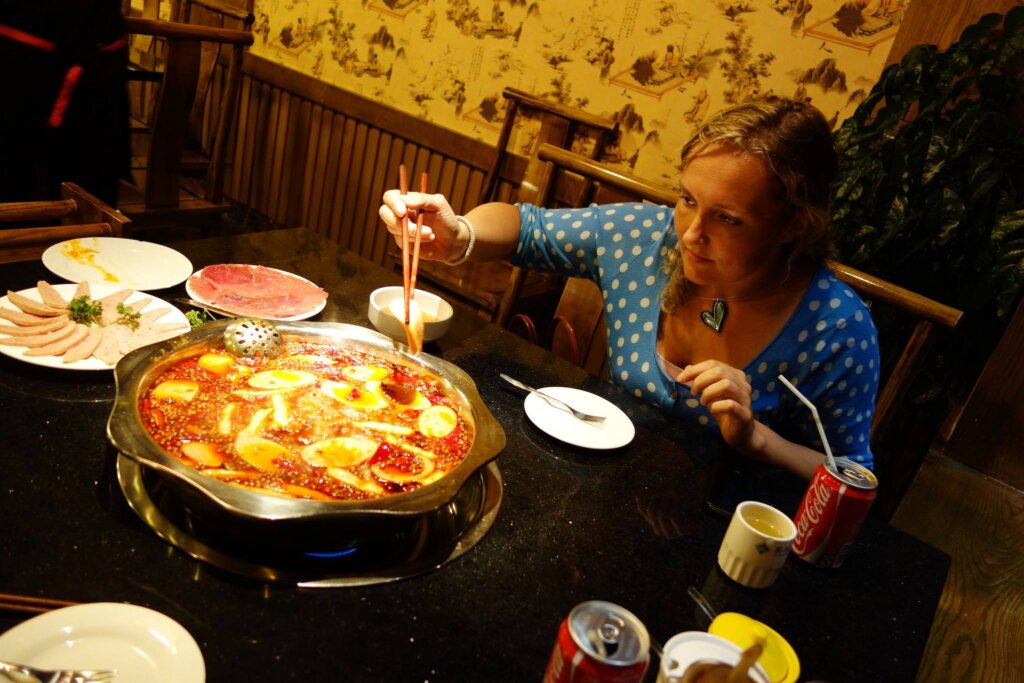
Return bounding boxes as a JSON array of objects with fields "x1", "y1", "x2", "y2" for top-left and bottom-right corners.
[
  {"x1": 185, "y1": 309, "x2": 215, "y2": 329},
  {"x1": 68, "y1": 295, "x2": 103, "y2": 326},
  {"x1": 115, "y1": 302, "x2": 142, "y2": 330}
]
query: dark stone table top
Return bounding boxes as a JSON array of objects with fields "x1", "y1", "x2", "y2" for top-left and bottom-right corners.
[{"x1": 0, "y1": 229, "x2": 948, "y2": 682}]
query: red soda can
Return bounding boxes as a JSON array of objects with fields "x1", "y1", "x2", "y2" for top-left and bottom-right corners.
[
  {"x1": 542, "y1": 601, "x2": 650, "y2": 683},
  {"x1": 793, "y1": 456, "x2": 878, "y2": 568}
]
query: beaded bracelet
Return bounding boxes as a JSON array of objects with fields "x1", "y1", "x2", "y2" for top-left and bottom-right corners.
[{"x1": 443, "y1": 215, "x2": 476, "y2": 266}]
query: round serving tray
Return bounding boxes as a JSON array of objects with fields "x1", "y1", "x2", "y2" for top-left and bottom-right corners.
[{"x1": 117, "y1": 455, "x2": 502, "y2": 587}]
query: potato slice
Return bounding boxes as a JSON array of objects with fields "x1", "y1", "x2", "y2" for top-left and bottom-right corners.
[
  {"x1": 234, "y1": 434, "x2": 288, "y2": 472},
  {"x1": 341, "y1": 365, "x2": 389, "y2": 382},
  {"x1": 247, "y1": 369, "x2": 316, "y2": 390},
  {"x1": 320, "y1": 380, "x2": 386, "y2": 410},
  {"x1": 301, "y1": 436, "x2": 379, "y2": 468},
  {"x1": 289, "y1": 354, "x2": 336, "y2": 365},
  {"x1": 327, "y1": 467, "x2": 384, "y2": 495},
  {"x1": 387, "y1": 297, "x2": 425, "y2": 355},
  {"x1": 353, "y1": 421, "x2": 415, "y2": 437},
  {"x1": 198, "y1": 352, "x2": 235, "y2": 375},
  {"x1": 417, "y1": 405, "x2": 458, "y2": 438},
  {"x1": 270, "y1": 393, "x2": 291, "y2": 427},
  {"x1": 181, "y1": 442, "x2": 226, "y2": 467},
  {"x1": 152, "y1": 379, "x2": 200, "y2": 402},
  {"x1": 217, "y1": 403, "x2": 238, "y2": 435}
]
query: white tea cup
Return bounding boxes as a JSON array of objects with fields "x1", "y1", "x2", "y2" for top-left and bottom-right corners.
[{"x1": 717, "y1": 501, "x2": 796, "y2": 589}]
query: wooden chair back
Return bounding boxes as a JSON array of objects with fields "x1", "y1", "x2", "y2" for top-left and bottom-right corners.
[
  {"x1": 120, "y1": 15, "x2": 253, "y2": 228},
  {"x1": 479, "y1": 87, "x2": 620, "y2": 204},
  {"x1": 0, "y1": 183, "x2": 130, "y2": 263},
  {"x1": 404, "y1": 88, "x2": 619, "y2": 321},
  {"x1": 501, "y1": 143, "x2": 964, "y2": 513}
]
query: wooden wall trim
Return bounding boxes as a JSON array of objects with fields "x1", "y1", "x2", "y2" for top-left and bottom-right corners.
[{"x1": 244, "y1": 54, "x2": 500, "y2": 172}]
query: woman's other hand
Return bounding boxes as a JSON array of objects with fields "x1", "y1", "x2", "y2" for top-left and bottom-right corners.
[
  {"x1": 379, "y1": 189, "x2": 463, "y2": 262},
  {"x1": 678, "y1": 360, "x2": 759, "y2": 455}
]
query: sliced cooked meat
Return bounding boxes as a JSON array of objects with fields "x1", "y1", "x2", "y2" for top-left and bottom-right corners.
[
  {"x1": 6, "y1": 290, "x2": 65, "y2": 317},
  {"x1": 98, "y1": 289, "x2": 134, "y2": 326},
  {"x1": 92, "y1": 327, "x2": 122, "y2": 365},
  {"x1": 0, "y1": 308, "x2": 61, "y2": 326},
  {"x1": 24, "y1": 324, "x2": 89, "y2": 356},
  {"x1": 63, "y1": 326, "x2": 104, "y2": 363},
  {"x1": 73, "y1": 282, "x2": 90, "y2": 300},
  {"x1": 0, "y1": 319, "x2": 76, "y2": 347},
  {"x1": 36, "y1": 281, "x2": 68, "y2": 309},
  {"x1": 0, "y1": 316, "x2": 71, "y2": 336}
]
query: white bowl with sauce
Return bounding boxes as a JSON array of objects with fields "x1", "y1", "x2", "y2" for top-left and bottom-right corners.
[{"x1": 368, "y1": 286, "x2": 454, "y2": 343}]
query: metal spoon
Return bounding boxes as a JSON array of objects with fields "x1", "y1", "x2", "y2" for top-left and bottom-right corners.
[{"x1": 499, "y1": 373, "x2": 607, "y2": 423}]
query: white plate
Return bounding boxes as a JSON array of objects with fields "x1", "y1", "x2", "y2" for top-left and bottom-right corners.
[
  {"x1": 186, "y1": 265, "x2": 327, "y2": 321},
  {"x1": 42, "y1": 237, "x2": 193, "y2": 291},
  {"x1": 0, "y1": 283, "x2": 190, "y2": 371},
  {"x1": 0, "y1": 602, "x2": 205, "y2": 683},
  {"x1": 524, "y1": 386, "x2": 635, "y2": 449}
]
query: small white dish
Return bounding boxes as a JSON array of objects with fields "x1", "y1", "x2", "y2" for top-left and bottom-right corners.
[
  {"x1": 523, "y1": 386, "x2": 635, "y2": 449},
  {"x1": 0, "y1": 602, "x2": 205, "y2": 683},
  {"x1": 43, "y1": 237, "x2": 193, "y2": 291},
  {"x1": 0, "y1": 283, "x2": 190, "y2": 371},
  {"x1": 368, "y1": 286, "x2": 454, "y2": 343},
  {"x1": 659, "y1": 631, "x2": 770, "y2": 683}
]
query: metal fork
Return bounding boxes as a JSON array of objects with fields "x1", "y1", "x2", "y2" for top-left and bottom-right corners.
[
  {"x1": 0, "y1": 659, "x2": 116, "y2": 683},
  {"x1": 499, "y1": 374, "x2": 607, "y2": 423}
]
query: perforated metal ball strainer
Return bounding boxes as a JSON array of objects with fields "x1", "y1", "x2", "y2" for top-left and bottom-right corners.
[{"x1": 223, "y1": 318, "x2": 283, "y2": 358}]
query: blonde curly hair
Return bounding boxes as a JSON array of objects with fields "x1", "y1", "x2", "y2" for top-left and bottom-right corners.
[{"x1": 663, "y1": 97, "x2": 838, "y2": 313}]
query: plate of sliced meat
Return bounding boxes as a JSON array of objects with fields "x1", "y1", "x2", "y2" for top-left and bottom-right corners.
[
  {"x1": 186, "y1": 264, "x2": 329, "y2": 320},
  {"x1": 0, "y1": 281, "x2": 191, "y2": 370}
]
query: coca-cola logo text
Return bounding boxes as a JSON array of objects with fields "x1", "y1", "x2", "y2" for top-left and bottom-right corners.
[{"x1": 793, "y1": 475, "x2": 835, "y2": 554}]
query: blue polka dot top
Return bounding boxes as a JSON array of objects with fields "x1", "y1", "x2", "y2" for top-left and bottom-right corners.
[{"x1": 514, "y1": 202, "x2": 879, "y2": 469}]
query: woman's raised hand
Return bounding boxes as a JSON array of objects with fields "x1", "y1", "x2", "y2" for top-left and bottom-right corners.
[
  {"x1": 677, "y1": 360, "x2": 760, "y2": 456},
  {"x1": 379, "y1": 189, "x2": 463, "y2": 262}
]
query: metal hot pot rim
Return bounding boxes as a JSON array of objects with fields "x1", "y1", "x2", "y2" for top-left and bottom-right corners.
[{"x1": 107, "y1": 319, "x2": 506, "y2": 523}]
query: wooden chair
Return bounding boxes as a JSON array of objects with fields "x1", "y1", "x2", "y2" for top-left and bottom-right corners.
[
  {"x1": 119, "y1": 14, "x2": 253, "y2": 229},
  {"x1": 402, "y1": 88, "x2": 619, "y2": 320},
  {"x1": 500, "y1": 143, "x2": 964, "y2": 514},
  {"x1": 479, "y1": 87, "x2": 620, "y2": 205},
  {"x1": 0, "y1": 183, "x2": 130, "y2": 263}
]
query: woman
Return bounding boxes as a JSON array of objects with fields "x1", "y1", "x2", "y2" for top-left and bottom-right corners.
[{"x1": 379, "y1": 97, "x2": 878, "y2": 480}]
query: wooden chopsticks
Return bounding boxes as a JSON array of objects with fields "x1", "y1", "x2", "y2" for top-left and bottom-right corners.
[
  {"x1": 399, "y1": 165, "x2": 411, "y2": 324},
  {"x1": 398, "y1": 164, "x2": 428, "y2": 325},
  {"x1": 0, "y1": 592, "x2": 79, "y2": 615}
]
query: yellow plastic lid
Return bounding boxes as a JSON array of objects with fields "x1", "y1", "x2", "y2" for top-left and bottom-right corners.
[{"x1": 708, "y1": 612, "x2": 800, "y2": 683}]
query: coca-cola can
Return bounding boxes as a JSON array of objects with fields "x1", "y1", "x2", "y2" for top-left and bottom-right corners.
[
  {"x1": 793, "y1": 457, "x2": 878, "y2": 568},
  {"x1": 542, "y1": 601, "x2": 650, "y2": 683}
]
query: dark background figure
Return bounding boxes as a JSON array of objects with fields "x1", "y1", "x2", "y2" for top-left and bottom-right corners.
[{"x1": 0, "y1": 0, "x2": 129, "y2": 206}]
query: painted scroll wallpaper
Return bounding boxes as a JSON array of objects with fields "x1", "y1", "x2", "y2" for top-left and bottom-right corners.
[{"x1": 250, "y1": 0, "x2": 908, "y2": 188}]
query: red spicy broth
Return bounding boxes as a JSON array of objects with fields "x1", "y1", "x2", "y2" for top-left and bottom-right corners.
[{"x1": 139, "y1": 339, "x2": 473, "y2": 501}]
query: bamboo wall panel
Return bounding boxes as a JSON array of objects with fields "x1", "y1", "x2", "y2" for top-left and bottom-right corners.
[{"x1": 220, "y1": 57, "x2": 508, "y2": 271}]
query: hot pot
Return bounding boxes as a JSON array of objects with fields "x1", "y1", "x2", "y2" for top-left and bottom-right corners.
[{"x1": 107, "y1": 319, "x2": 506, "y2": 554}]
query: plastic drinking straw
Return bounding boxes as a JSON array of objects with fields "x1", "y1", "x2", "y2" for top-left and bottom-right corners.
[{"x1": 777, "y1": 374, "x2": 837, "y2": 471}]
